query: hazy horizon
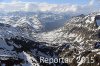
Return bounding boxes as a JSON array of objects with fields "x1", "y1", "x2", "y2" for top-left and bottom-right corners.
[{"x1": 0, "y1": 0, "x2": 100, "y2": 14}]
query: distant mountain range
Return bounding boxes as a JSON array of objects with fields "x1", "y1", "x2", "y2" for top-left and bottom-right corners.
[{"x1": 0, "y1": 11, "x2": 71, "y2": 31}]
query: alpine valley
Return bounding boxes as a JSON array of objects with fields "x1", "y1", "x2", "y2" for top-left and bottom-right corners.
[{"x1": 0, "y1": 11, "x2": 100, "y2": 66}]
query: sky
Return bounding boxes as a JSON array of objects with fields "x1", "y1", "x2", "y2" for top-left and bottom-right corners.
[
  {"x1": 0, "y1": 0, "x2": 90, "y2": 4},
  {"x1": 0, "y1": 0, "x2": 100, "y2": 14}
]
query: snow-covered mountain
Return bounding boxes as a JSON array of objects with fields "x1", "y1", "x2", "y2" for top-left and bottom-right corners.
[
  {"x1": 37, "y1": 12, "x2": 100, "y2": 66},
  {"x1": 0, "y1": 15, "x2": 43, "y2": 32},
  {"x1": 0, "y1": 12, "x2": 100, "y2": 66},
  {"x1": 0, "y1": 22, "x2": 59, "y2": 66},
  {"x1": 0, "y1": 12, "x2": 69, "y2": 31}
]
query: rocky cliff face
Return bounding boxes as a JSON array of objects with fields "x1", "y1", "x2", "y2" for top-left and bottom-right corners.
[{"x1": 56, "y1": 13, "x2": 100, "y2": 66}]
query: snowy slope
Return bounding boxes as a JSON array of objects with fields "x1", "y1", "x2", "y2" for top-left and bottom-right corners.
[
  {"x1": 0, "y1": 23, "x2": 59, "y2": 66},
  {"x1": 37, "y1": 12, "x2": 100, "y2": 66}
]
